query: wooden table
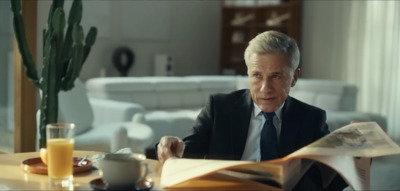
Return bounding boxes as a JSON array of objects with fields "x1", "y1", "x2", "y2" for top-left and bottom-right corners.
[{"x1": 0, "y1": 150, "x2": 162, "y2": 190}]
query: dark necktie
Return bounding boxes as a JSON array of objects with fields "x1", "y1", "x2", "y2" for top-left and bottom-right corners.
[{"x1": 260, "y1": 112, "x2": 279, "y2": 161}]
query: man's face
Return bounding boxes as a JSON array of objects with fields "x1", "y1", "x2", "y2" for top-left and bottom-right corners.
[{"x1": 247, "y1": 53, "x2": 299, "y2": 113}]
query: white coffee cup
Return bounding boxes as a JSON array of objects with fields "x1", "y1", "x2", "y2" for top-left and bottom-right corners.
[{"x1": 100, "y1": 153, "x2": 148, "y2": 186}]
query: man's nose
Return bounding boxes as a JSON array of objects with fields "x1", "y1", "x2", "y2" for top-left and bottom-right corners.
[{"x1": 260, "y1": 79, "x2": 271, "y2": 92}]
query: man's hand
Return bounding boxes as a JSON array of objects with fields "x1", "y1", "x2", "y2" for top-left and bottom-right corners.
[{"x1": 157, "y1": 136, "x2": 185, "y2": 163}]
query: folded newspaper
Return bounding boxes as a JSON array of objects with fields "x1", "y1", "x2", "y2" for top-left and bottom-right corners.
[{"x1": 161, "y1": 122, "x2": 400, "y2": 190}]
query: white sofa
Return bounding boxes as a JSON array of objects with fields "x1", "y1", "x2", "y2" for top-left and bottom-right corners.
[
  {"x1": 40, "y1": 79, "x2": 155, "y2": 154},
  {"x1": 86, "y1": 76, "x2": 240, "y2": 147},
  {"x1": 288, "y1": 79, "x2": 387, "y2": 132},
  {"x1": 85, "y1": 76, "x2": 387, "y2": 151}
]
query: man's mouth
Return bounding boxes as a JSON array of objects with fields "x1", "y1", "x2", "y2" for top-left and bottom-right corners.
[{"x1": 260, "y1": 97, "x2": 275, "y2": 101}]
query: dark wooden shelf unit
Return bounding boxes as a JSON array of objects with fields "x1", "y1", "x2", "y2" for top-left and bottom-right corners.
[{"x1": 220, "y1": 1, "x2": 302, "y2": 75}]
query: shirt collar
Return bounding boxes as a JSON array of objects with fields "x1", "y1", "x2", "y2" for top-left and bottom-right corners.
[{"x1": 253, "y1": 101, "x2": 285, "y2": 121}]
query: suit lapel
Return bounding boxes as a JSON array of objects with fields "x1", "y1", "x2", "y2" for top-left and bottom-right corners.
[
  {"x1": 230, "y1": 90, "x2": 253, "y2": 159},
  {"x1": 279, "y1": 96, "x2": 301, "y2": 157},
  {"x1": 227, "y1": 93, "x2": 302, "y2": 158}
]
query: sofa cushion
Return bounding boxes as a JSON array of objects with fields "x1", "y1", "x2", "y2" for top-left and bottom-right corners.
[
  {"x1": 186, "y1": 76, "x2": 238, "y2": 104},
  {"x1": 182, "y1": 91, "x2": 204, "y2": 108},
  {"x1": 87, "y1": 77, "x2": 159, "y2": 109},
  {"x1": 59, "y1": 79, "x2": 93, "y2": 135},
  {"x1": 145, "y1": 109, "x2": 201, "y2": 146},
  {"x1": 326, "y1": 111, "x2": 387, "y2": 132},
  {"x1": 236, "y1": 76, "x2": 250, "y2": 90},
  {"x1": 143, "y1": 114, "x2": 174, "y2": 146},
  {"x1": 290, "y1": 79, "x2": 358, "y2": 111},
  {"x1": 86, "y1": 77, "x2": 155, "y2": 92},
  {"x1": 154, "y1": 80, "x2": 199, "y2": 109}
]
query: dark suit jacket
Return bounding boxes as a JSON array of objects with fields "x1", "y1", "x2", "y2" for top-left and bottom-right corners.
[
  {"x1": 183, "y1": 89, "x2": 329, "y2": 159},
  {"x1": 182, "y1": 89, "x2": 347, "y2": 190}
]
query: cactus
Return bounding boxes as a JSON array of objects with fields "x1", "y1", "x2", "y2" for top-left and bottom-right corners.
[{"x1": 10, "y1": 0, "x2": 97, "y2": 148}]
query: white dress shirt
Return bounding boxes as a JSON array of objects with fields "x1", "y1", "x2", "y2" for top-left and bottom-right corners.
[{"x1": 241, "y1": 102, "x2": 284, "y2": 161}]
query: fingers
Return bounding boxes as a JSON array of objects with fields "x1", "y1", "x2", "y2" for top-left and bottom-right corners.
[
  {"x1": 157, "y1": 137, "x2": 174, "y2": 163},
  {"x1": 157, "y1": 136, "x2": 185, "y2": 163},
  {"x1": 174, "y1": 140, "x2": 185, "y2": 158}
]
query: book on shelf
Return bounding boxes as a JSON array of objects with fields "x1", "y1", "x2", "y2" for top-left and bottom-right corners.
[{"x1": 160, "y1": 122, "x2": 400, "y2": 190}]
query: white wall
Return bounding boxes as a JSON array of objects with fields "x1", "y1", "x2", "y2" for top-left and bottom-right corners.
[
  {"x1": 36, "y1": 1, "x2": 359, "y2": 82},
  {"x1": 0, "y1": 1, "x2": 13, "y2": 108},
  {"x1": 0, "y1": 1, "x2": 14, "y2": 134},
  {"x1": 37, "y1": 1, "x2": 221, "y2": 81},
  {"x1": 301, "y1": 1, "x2": 349, "y2": 80}
]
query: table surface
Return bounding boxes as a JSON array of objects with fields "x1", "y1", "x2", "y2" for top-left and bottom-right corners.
[
  {"x1": 5, "y1": 151, "x2": 399, "y2": 190},
  {"x1": 0, "y1": 150, "x2": 162, "y2": 190}
]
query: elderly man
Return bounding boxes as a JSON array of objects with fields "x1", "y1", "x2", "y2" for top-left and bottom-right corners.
[{"x1": 157, "y1": 31, "x2": 347, "y2": 190}]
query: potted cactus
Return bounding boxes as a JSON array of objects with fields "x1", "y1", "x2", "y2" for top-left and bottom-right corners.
[{"x1": 10, "y1": 0, "x2": 97, "y2": 148}]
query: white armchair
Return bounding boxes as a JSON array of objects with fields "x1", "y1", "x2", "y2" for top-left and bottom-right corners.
[{"x1": 39, "y1": 79, "x2": 154, "y2": 153}]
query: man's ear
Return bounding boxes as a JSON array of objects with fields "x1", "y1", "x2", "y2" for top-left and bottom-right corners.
[{"x1": 291, "y1": 68, "x2": 301, "y2": 87}]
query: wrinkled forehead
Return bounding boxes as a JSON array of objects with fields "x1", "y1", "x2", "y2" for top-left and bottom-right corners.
[{"x1": 247, "y1": 52, "x2": 293, "y2": 69}]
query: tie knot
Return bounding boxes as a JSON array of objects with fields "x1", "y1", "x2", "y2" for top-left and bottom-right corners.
[{"x1": 262, "y1": 112, "x2": 275, "y2": 119}]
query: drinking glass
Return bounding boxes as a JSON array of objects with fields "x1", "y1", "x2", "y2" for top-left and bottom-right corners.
[{"x1": 46, "y1": 123, "x2": 75, "y2": 188}]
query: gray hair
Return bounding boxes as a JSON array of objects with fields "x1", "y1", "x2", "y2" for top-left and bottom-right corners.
[{"x1": 244, "y1": 31, "x2": 300, "y2": 70}]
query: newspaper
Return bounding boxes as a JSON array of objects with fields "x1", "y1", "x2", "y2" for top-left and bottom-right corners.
[{"x1": 160, "y1": 122, "x2": 400, "y2": 190}]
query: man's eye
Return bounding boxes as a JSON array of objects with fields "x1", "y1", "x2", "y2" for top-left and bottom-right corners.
[
  {"x1": 272, "y1": 74, "x2": 281, "y2": 79},
  {"x1": 253, "y1": 74, "x2": 262, "y2": 78}
]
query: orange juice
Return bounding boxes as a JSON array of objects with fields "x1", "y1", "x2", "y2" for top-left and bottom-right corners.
[{"x1": 47, "y1": 138, "x2": 74, "y2": 179}]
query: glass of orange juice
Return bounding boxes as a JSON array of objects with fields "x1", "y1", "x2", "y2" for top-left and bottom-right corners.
[{"x1": 46, "y1": 123, "x2": 75, "y2": 188}]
